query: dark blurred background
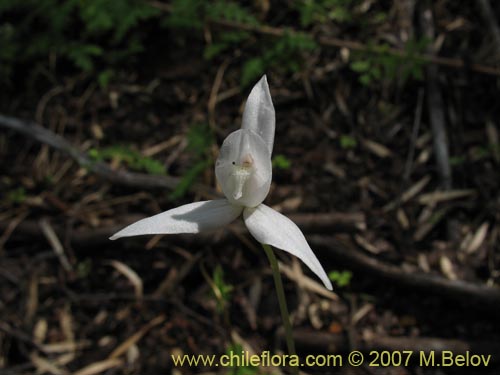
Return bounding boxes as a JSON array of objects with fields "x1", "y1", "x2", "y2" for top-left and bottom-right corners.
[{"x1": 1, "y1": 1, "x2": 500, "y2": 374}]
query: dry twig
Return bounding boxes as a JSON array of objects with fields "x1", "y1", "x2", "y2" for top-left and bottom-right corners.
[
  {"x1": 290, "y1": 328, "x2": 500, "y2": 361},
  {"x1": 310, "y1": 236, "x2": 500, "y2": 313},
  {"x1": 420, "y1": 8, "x2": 452, "y2": 190},
  {"x1": 477, "y1": 0, "x2": 500, "y2": 59},
  {"x1": 209, "y1": 19, "x2": 500, "y2": 77},
  {"x1": 0, "y1": 114, "x2": 214, "y2": 196}
]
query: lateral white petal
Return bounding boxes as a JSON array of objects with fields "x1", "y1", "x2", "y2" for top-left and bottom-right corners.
[
  {"x1": 243, "y1": 204, "x2": 333, "y2": 290},
  {"x1": 110, "y1": 200, "x2": 243, "y2": 240},
  {"x1": 242, "y1": 75, "x2": 275, "y2": 155}
]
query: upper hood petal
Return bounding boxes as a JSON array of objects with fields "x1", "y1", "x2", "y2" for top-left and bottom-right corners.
[
  {"x1": 110, "y1": 199, "x2": 243, "y2": 240},
  {"x1": 242, "y1": 75, "x2": 275, "y2": 155},
  {"x1": 243, "y1": 204, "x2": 333, "y2": 290}
]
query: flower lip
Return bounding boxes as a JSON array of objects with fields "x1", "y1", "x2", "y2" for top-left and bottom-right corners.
[
  {"x1": 215, "y1": 129, "x2": 272, "y2": 208},
  {"x1": 232, "y1": 165, "x2": 252, "y2": 200}
]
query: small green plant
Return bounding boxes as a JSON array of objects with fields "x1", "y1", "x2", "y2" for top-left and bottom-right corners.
[
  {"x1": 350, "y1": 59, "x2": 381, "y2": 86},
  {"x1": 97, "y1": 69, "x2": 115, "y2": 89},
  {"x1": 186, "y1": 123, "x2": 215, "y2": 156},
  {"x1": 6, "y1": 187, "x2": 27, "y2": 204},
  {"x1": 449, "y1": 155, "x2": 466, "y2": 166},
  {"x1": 350, "y1": 37, "x2": 430, "y2": 86},
  {"x1": 225, "y1": 343, "x2": 261, "y2": 375},
  {"x1": 204, "y1": 1, "x2": 259, "y2": 60},
  {"x1": 169, "y1": 123, "x2": 215, "y2": 200},
  {"x1": 296, "y1": 0, "x2": 357, "y2": 27},
  {"x1": 165, "y1": 1, "x2": 317, "y2": 87},
  {"x1": 340, "y1": 134, "x2": 357, "y2": 149},
  {"x1": 241, "y1": 32, "x2": 317, "y2": 87},
  {"x1": 164, "y1": 0, "x2": 205, "y2": 29},
  {"x1": 295, "y1": 0, "x2": 387, "y2": 30},
  {"x1": 272, "y1": 155, "x2": 292, "y2": 170},
  {"x1": 76, "y1": 258, "x2": 92, "y2": 278},
  {"x1": 211, "y1": 265, "x2": 233, "y2": 314},
  {"x1": 169, "y1": 159, "x2": 211, "y2": 200},
  {"x1": 166, "y1": 0, "x2": 259, "y2": 60},
  {"x1": 469, "y1": 144, "x2": 500, "y2": 161},
  {"x1": 89, "y1": 145, "x2": 165, "y2": 175},
  {"x1": 0, "y1": 0, "x2": 159, "y2": 85},
  {"x1": 328, "y1": 270, "x2": 353, "y2": 287}
]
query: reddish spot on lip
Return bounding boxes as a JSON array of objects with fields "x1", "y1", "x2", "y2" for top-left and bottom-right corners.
[{"x1": 242, "y1": 154, "x2": 254, "y2": 167}]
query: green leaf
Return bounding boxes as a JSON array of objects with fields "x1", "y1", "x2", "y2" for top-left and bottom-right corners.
[
  {"x1": 0, "y1": 0, "x2": 161, "y2": 82},
  {"x1": 97, "y1": 69, "x2": 114, "y2": 88},
  {"x1": 66, "y1": 43, "x2": 103, "y2": 72},
  {"x1": 169, "y1": 159, "x2": 211, "y2": 200},
  {"x1": 7, "y1": 187, "x2": 26, "y2": 204},
  {"x1": 165, "y1": 0, "x2": 204, "y2": 29},
  {"x1": 203, "y1": 43, "x2": 227, "y2": 60},
  {"x1": 272, "y1": 154, "x2": 292, "y2": 170},
  {"x1": 186, "y1": 123, "x2": 214, "y2": 156},
  {"x1": 241, "y1": 58, "x2": 265, "y2": 87},
  {"x1": 89, "y1": 145, "x2": 165, "y2": 175},
  {"x1": 449, "y1": 156, "x2": 466, "y2": 166},
  {"x1": 373, "y1": 12, "x2": 387, "y2": 23},
  {"x1": 329, "y1": 7, "x2": 351, "y2": 22},
  {"x1": 226, "y1": 343, "x2": 259, "y2": 374},
  {"x1": 350, "y1": 60, "x2": 371, "y2": 73},
  {"x1": 359, "y1": 73, "x2": 372, "y2": 86},
  {"x1": 206, "y1": 1, "x2": 259, "y2": 25},
  {"x1": 340, "y1": 135, "x2": 357, "y2": 149},
  {"x1": 211, "y1": 264, "x2": 233, "y2": 314},
  {"x1": 328, "y1": 270, "x2": 353, "y2": 287}
]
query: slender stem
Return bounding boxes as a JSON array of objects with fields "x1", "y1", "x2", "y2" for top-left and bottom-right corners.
[{"x1": 262, "y1": 244, "x2": 297, "y2": 362}]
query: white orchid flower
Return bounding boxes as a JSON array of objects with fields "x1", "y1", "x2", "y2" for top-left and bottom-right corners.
[{"x1": 110, "y1": 76, "x2": 332, "y2": 290}]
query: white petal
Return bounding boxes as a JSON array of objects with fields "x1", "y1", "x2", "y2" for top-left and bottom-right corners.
[
  {"x1": 243, "y1": 204, "x2": 333, "y2": 290},
  {"x1": 215, "y1": 129, "x2": 272, "y2": 208},
  {"x1": 242, "y1": 75, "x2": 275, "y2": 155},
  {"x1": 110, "y1": 200, "x2": 243, "y2": 240}
]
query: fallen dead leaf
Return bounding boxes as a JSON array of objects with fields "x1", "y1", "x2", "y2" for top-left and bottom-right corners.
[
  {"x1": 108, "y1": 260, "x2": 143, "y2": 300},
  {"x1": 73, "y1": 358, "x2": 123, "y2": 375},
  {"x1": 108, "y1": 315, "x2": 166, "y2": 359},
  {"x1": 30, "y1": 352, "x2": 69, "y2": 375},
  {"x1": 418, "y1": 189, "x2": 476, "y2": 205},
  {"x1": 383, "y1": 175, "x2": 431, "y2": 211},
  {"x1": 361, "y1": 138, "x2": 393, "y2": 158},
  {"x1": 278, "y1": 261, "x2": 338, "y2": 301},
  {"x1": 465, "y1": 222, "x2": 489, "y2": 254},
  {"x1": 440, "y1": 256, "x2": 457, "y2": 280}
]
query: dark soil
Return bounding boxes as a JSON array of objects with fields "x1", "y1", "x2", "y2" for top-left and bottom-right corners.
[{"x1": 1, "y1": 1, "x2": 500, "y2": 374}]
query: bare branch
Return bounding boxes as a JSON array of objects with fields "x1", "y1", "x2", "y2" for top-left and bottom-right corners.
[
  {"x1": 310, "y1": 235, "x2": 500, "y2": 313},
  {"x1": 207, "y1": 18, "x2": 500, "y2": 77},
  {"x1": 0, "y1": 114, "x2": 182, "y2": 191},
  {"x1": 420, "y1": 8, "x2": 452, "y2": 189}
]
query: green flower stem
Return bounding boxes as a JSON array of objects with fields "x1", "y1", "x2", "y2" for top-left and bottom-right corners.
[{"x1": 262, "y1": 243, "x2": 298, "y2": 365}]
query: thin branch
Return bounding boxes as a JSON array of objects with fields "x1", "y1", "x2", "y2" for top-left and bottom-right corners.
[
  {"x1": 310, "y1": 235, "x2": 500, "y2": 313},
  {"x1": 477, "y1": 0, "x2": 500, "y2": 59},
  {"x1": 0, "y1": 114, "x2": 212, "y2": 194},
  {"x1": 4, "y1": 219, "x2": 500, "y2": 313},
  {"x1": 147, "y1": 0, "x2": 500, "y2": 76},
  {"x1": 420, "y1": 8, "x2": 452, "y2": 190},
  {"x1": 290, "y1": 328, "x2": 500, "y2": 360},
  {"x1": 0, "y1": 211, "x2": 365, "y2": 249},
  {"x1": 403, "y1": 88, "x2": 424, "y2": 182},
  {"x1": 208, "y1": 19, "x2": 500, "y2": 77}
]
